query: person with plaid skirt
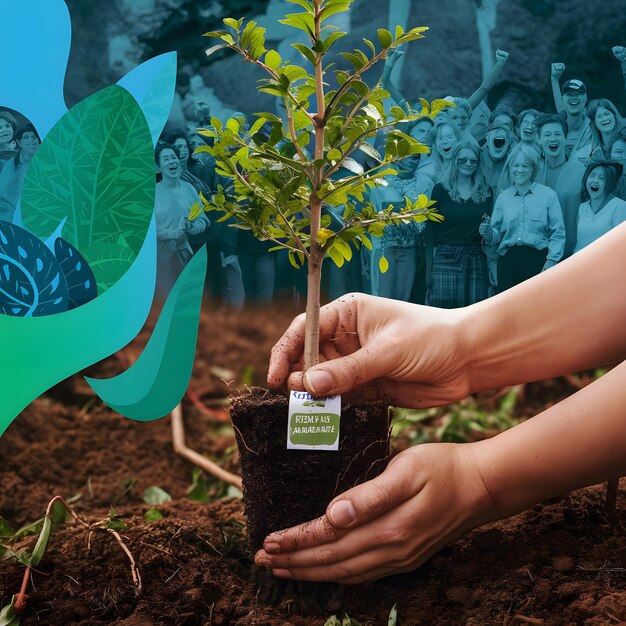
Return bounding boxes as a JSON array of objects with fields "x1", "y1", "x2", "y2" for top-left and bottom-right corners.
[{"x1": 426, "y1": 140, "x2": 493, "y2": 308}]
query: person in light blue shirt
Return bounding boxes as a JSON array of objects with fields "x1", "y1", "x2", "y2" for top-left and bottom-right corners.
[
  {"x1": 480, "y1": 144, "x2": 565, "y2": 293},
  {"x1": 574, "y1": 161, "x2": 626, "y2": 253}
]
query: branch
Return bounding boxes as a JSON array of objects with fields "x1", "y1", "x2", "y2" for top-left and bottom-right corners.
[{"x1": 284, "y1": 96, "x2": 309, "y2": 162}]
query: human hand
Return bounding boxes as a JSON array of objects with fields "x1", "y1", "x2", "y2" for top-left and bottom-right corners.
[
  {"x1": 612, "y1": 45, "x2": 626, "y2": 63},
  {"x1": 551, "y1": 62, "x2": 565, "y2": 80},
  {"x1": 479, "y1": 221, "x2": 492, "y2": 238},
  {"x1": 254, "y1": 442, "x2": 494, "y2": 583},
  {"x1": 495, "y1": 49, "x2": 509, "y2": 65},
  {"x1": 267, "y1": 293, "x2": 472, "y2": 407}
]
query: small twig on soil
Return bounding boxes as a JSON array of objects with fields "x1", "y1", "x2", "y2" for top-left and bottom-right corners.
[
  {"x1": 165, "y1": 567, "x2": 181, "y2": 583},
  {"x1": 171, "y1": 402, "x2": 243, "y2": 489},
  {"x1": 104, "y1": 528, "x2": 142, "y2": 594},
  {"x1": 12, "y1": 495, "x2": 142, "y2": 615},
  {"x1": 185, "y1": 387, "x2": 231, "y2": 422}
]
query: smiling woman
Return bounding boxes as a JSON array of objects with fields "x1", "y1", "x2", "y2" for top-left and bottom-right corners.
[
  {"x1": 587, "y1": 98, "x2": 625, "y2": 160},
  {"x1": 480, "y1": 143, "x2": 565, "y2": 292},
  {"x1": 154, "y1": 142, "x2": 210, "y2": 297},
  {"x1": 574, "y1": 160, "x2": 626, "y2": 253}
]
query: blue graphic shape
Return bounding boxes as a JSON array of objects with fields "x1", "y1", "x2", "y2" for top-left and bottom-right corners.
[
  {"x1": 0, "y1": 218, "x2": 157, "y2": 436},
  {"x1": 1, "y1": 0, "x2": 70, "y2": 138},
  {"x1": 117, "y1": 52, "x2": 177, "y2": 146},
  {"x1": 0, "y1": 221, "x2": 68, "y2": 316},
  {"x1": 54, "y1": 238, "x2": 97, "y2": 309},
  {"x1": 86, "y1": 247, "x2": 207, "y2": 420}
]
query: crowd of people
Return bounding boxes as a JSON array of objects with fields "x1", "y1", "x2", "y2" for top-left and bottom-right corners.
[
  {"x1": 154, "y1": 45, "x2": 626, "y2": 308},
  {"x1": 0, "y1": 111, "x2": 41, "y2": 223},
  {"x1": 2, "y1": 46, "x2": 626, "y2": 309}
]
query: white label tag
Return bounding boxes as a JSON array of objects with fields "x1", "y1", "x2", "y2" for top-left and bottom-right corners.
[{"x1": 287, "y1": 390, "x2": 341, "y2": 450}]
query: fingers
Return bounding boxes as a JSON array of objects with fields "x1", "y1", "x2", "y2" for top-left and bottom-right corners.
[
  {"x1": 260, "y1": 459, "x2": 414, "y2": 555},
  {"x1": 302, "y1": 346, "x2": 388, "y2": 396}
]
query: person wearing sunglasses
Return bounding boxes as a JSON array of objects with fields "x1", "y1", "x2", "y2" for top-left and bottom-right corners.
[{"x1": 426, "y1": 141, "x2": 493, "y2": 307}]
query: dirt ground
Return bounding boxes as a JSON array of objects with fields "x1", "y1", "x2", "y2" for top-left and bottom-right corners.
[{"x1": 0, "y1": 303, "x2": 624, "y2": 625}]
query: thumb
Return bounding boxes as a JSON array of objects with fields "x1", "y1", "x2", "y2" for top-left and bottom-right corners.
[
  {"x1": 303, "y1": 346, "x2": 386, "y2": 396},
  {"x1": 325, "y1": 458, "x2": 411, "y2": 530}
]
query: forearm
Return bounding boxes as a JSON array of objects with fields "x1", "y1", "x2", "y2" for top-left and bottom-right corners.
[
  {"x1": 474, "y1": 358, "x2": 626, "y2": 519},
  {"x1": 464, "y1": 223, "x2": 626, "y2": 391},
  {"x1": 467, "y1": 62, "x2": 505, "y2": 110},
  {"x1": 551, "y1": 78, "x2": 564, "y2": 113}
]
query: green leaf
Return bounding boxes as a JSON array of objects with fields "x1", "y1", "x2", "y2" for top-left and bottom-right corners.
[
  {"x1": 377, "y1": 28, "x2": 393, "y2": 49},
  {"x1": 205, "y1": 44, "x2": 228, "y2": 58},
  {"x1": 292, "y1": 43, "x2": 317, "y2": 65},
  {"x1": 360, "y1": 234, "x2": 373, "y2": 251},
  {"x1": 278, "y1": 12, "x2": 315, "y2": 38},
  {"x1": 143, "y1": 486, "x2": 172, "y2": 505},
  {"x1": 144, "y1": 507, "x2": 164, "y2": 523},
  {"x1": 21, "y1": 85, "x2": 154, "y2": 295},
  {"x1": 0, "y1": 596, "x2": 19, "y2": 626},
  {"x1": 379, "y1": 255, "x2": 389, "y2": 273},
  {"x1": 362, "y1": 38, "x2": 376, "y2": 56},
  {"x1": 388, "y1": 604, "x2": 398, "y2": 626},
  {"x1": 342, "y1": 157, "x2": 364, "y2": 175},
  {"x1": 223, "y1": 18, "x2": 241, "y2": 31},
  {"x1": 340, "y1": 52, "x2": 365, "y2": 71},
  {"x1": 358, "y1": 142, "x2": 381, "y2": 162},
  {"x1": 323, "y1": 31, "x2": 347, "y2": 53},
  {"x1": 265, "y1": 50, "x2": 282, "y2": 69},
  {"x1": 327, "y1": 148, "x2": 342, "y2": 161},
  {"x1": 226, "y1": 118, "x2": 240, "y2": 133},
  {"x1": 29, "y1": 515, "x2": 51, "y2": 567},
  {"x1": 187, "y1": 469, "x2": 211, "y2": 502},
  {"x1": 333, "y1": 238, "x2": 352, "y2": 261},
  {"x1": 0, "y1": 516, "x2": 14, "y2": 538},
  {"x1": 320, "y1": 2, "x2": 351, "y2": 22},
  {"x1": 327, "y1": 244, "x2": 345, "y2": 268}
]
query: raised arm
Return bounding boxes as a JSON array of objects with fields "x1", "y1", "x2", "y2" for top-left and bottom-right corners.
[
  {"x1": 380, "y1": 48, "x2": 410, "y2": 111},
  {"x1": 550, "y1": 62, "x2": 565, "y2": 113},
  {"x1": 467, "y1": 49, "x2": 509, "y2": 111}
]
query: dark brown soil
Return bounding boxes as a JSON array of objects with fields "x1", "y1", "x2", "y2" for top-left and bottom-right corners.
[
  {"x1": 231, "y1": 388, "x2": 389, "y2": 552},
  {"x1": 0, "y1": 304, "x2": 624, "y2": 625}
]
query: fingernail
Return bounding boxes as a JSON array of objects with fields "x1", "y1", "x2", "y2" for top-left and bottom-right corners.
[
  {"x1": 305, "y1": 369, "x2": 333, "y2": 395},
  {"x1": 273, "y1": 568, "x2": 291, "y2": 579},
  {"x1": 255, "y1": 556, "x2": 272, "y2": 568},
  {"x1": 328, "y1": 500, "x2": 356, "y2": 527},
  {"x1": 264, "y1": 541, "x2": 281, "y2": 554}
]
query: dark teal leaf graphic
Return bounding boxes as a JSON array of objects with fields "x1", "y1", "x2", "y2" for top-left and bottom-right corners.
[
  {"x1": 0, "y1": 221, "x2": 68, "y2": 317},
  {"x1": 86, "y1": 247, "x2": 207, "y2": 420},
  {"x1": 54, "y1": 238, "x2": 97, "y2": 309},
  {"x1": 21, "y1": 84, "x2": 155, "y2": 294}
]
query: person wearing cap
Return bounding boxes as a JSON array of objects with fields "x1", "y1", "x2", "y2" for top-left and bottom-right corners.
[
  {"x1": 534, "y1": 113, "x2": 586, "y2": 257},
  {"x1": 550, "y1": 64, "x2": 592, "y2": 160},
  {"x1": 574, "y1": 160, "x2": 626, "y2": 253}
]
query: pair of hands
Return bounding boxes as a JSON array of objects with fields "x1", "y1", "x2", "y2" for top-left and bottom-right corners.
[
  {"x1": 257, "y1": 294, "x2": 498, "y2": 583},
  {"x1": 385, "y1": 48, "x2": 508, "y2": 72}
]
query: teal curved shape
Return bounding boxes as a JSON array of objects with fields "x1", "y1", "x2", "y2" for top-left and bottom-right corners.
[
  {"x1": 117, "y1": 52, "x2": 178, "y2": 146},
  {"x1": 0, "y1": 219, "x2": 157, "y2": 437},
  {"x1": 85, "y1": 247, "x2": 207, "y2": 420},
  {"x1": 1, "y1": 0, "x2": 70, "y2": 138}
]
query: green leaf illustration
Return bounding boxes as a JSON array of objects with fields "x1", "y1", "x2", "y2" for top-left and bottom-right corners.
[{"x1": 21, "y1": 84, "x2": 155, "y2": 294}]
